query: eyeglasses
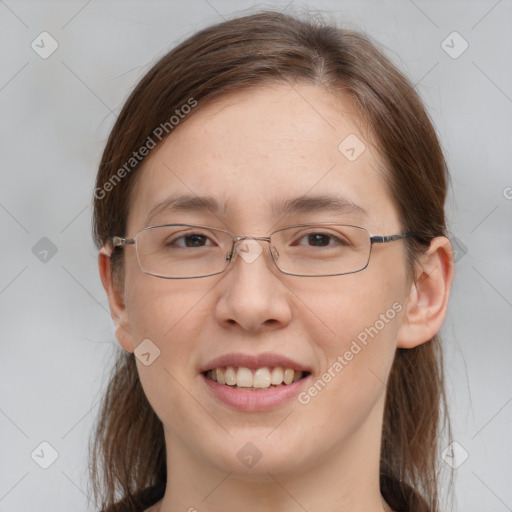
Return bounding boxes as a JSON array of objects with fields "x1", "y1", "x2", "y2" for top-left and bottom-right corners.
[{"x1": 112, "y1": 223, "x2": 415, "y2": 279}]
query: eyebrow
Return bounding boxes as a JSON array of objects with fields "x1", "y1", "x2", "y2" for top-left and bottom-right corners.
[
  {"x1": 145, "y1": 193, "x2": 367, "y2": 224},
  {"x1": 271, "y1": 194, "x2": 367, "y2": 218},
  {"x1": 145, "y1": 194, "x2": 225, "y2": 224}
]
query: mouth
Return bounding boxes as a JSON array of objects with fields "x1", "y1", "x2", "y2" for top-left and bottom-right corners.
[{"x1": 202, "y1": 366, "x2": 311, "y2": 391}]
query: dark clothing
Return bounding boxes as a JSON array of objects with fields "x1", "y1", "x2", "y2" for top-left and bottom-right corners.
[{"x1": 102, "y1": 483, "x2": 165, "y2": 512}]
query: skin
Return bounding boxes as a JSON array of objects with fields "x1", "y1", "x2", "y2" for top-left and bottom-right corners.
[{"x1": 99, "y1": 83, "x2": 454, "y2": 512}]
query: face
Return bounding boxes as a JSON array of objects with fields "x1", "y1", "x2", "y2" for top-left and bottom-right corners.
[{"x1": 115, "y1": 83, "x2": 414, "y2": 481}]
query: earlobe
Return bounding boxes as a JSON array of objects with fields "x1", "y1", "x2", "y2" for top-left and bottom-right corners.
[
  {"x1": 397, "y1": 236, "x2": 454, "y2": 349},
  {"x1": 98, "y1": 247, "x2": 135, "y2": 353}
]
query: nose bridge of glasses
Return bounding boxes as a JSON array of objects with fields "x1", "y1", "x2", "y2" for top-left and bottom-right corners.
[
  {"x1": 233, "y1": 235, "x2": 272, "y2": 243},
  {"x1": 229, "y1": 235, "x2": 278, "y2": 264}
]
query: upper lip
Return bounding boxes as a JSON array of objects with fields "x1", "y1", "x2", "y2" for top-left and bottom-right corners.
[{"x1": 201, "y1": 352, "x2": 311, "y2": 373}]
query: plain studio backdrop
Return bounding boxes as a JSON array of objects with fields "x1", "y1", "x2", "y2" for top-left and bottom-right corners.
[{"x1": 0, "y1": 1, "x2": 511, "y2": 511}]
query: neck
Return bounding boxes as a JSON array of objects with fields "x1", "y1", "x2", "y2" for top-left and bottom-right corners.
[{"x1": 155, "y1": 397, "x2": 392, "y2": 512}]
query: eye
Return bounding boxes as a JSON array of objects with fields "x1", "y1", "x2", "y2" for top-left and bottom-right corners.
[
  {"x1": 167, "y1": 232, "x2": 216, "y2": 248},
  {"x1": 294, "y1": 231, "x2": 351, "y2": 248}
]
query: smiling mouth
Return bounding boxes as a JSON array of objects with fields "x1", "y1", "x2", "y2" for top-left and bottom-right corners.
[{"x1": 203, "y1": 366, "x2": 310, "y2": 391}]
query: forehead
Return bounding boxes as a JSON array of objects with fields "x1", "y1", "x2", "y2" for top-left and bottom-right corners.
[{"x1": 127, "y1": 83, "x2": 399, "y2": 232}]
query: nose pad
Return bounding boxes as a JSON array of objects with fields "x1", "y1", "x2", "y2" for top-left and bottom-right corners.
[
  {"x1": 235, "y1": 239, "x2": 263, "y2": 264},
  {"x1": 270, "y1": 246, "x2": 279, "y2": 260}
]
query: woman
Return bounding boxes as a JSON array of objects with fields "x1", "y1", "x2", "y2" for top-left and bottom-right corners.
[{"x1": 91, "y1": 10, "x2": 454, "y2": 512}]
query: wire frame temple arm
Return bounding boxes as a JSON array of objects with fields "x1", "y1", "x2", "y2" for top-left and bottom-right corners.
[
  {"x1": 370, "y1": 233, "x2": 415, "y2": 244},
  {"x1": 112, "y1": 236, "x2": 135, "y2": 247}
]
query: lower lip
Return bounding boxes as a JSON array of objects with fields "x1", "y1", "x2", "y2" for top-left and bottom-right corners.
[{"x1": 201, "y1": 373, "x2": 311, "y2": 411}]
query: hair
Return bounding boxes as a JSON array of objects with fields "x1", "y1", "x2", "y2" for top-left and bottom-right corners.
[{"x1": 90, "y1": 10, "x2": 451, "y2": 512}]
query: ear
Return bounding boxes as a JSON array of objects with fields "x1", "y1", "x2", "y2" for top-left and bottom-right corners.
[
  {"x1": 397, "y1": 236, "x2": 454, "y2": 349},
  {"x1": 98, "y1": 247, "x2": 135, "y2": 353}
]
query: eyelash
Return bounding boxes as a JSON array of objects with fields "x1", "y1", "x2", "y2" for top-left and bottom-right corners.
[{"x1": 166, "y1": 230, "x2": 351, "y2": 248}]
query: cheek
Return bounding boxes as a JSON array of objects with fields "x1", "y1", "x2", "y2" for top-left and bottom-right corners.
[
  {"x1": 298, "y1": 272, "x2": 404, "y2": 402},
  {"x1": 123, "y1": 276, "x2": 213, "y2": 430},
  {"x1": 123, "y1": 271, "x2": 216, "y2": 401},
  {"x1": 298, "y1": 268, "x2": 403, "y2": 348},
  {"x1": 124, "y1": 262, "x2": 210, "y2": 342},
  {"x1": 293, "y1": 288, "x2": 402, "y2": 450}
]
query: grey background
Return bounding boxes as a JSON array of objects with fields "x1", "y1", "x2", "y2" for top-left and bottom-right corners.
[{"x1": 0, "y1": 1, "x2": 511, "y2": 511}]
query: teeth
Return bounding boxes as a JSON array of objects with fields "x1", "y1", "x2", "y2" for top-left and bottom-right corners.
[
  {"x1": 270, "y1": 367, "x2": 284, "y2": 385},
  {"x1": 236, "y1": 367, "x2": 253, "y2": 387},
  {"x1": 292, "y1": 370, "x2": 302, "y2": 382},
  {"x1": 225, "y1": 366, "x2": 237, "y2": 385},
  {"x1": 253, "y1": 368, "x2": 271, "y2": 388},
  {"x1": 206, "y1": 366, "x2": 305, "y2": 389},
  {"x1": 283, "y1": 368, "x2": 294, "y2": 385},
  {"x1": 216, "y1": 368, "x2": 225, "y2": 385}
]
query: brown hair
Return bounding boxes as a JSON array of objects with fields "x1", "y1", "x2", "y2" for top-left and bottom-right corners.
[{"x1": 90, "y1": 10, "x2": 451, "y2": 512}]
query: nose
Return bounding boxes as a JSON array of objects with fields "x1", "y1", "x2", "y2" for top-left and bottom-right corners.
[{"x1": 214, "y1": 237, "x2": 292, "y2": 332}]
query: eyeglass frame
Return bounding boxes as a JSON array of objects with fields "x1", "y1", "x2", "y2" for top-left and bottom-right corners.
[{"x1": 111, "y1": 222, "x2": 418, "y2": 279}]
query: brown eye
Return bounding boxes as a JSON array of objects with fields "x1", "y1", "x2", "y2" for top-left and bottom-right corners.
[
  {"x1": 294, "y1": 232, "x2": 350, "y2": 248},
  {"x1": 307, "y1": 233, "x2": 331, "y2": 247},
  {"x1": 166, "y1": 232, "x2": 215, "y2": 248}
]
